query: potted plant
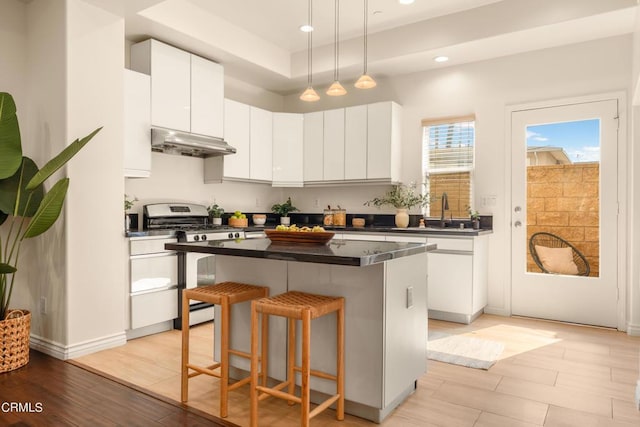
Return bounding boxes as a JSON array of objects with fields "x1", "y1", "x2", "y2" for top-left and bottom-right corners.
[
  {"x1": 207, "y1": 203, "x2": 224, "y2": 226},
  {"x1": 271, "y1": 197, "x2": 298, "y2": 226},
  {"x1": 365, "y1": 184, "x2": 429, "y2": 228},
  {"x1": 468, "y1": 207, "x2": 481, "y2": 229},
  {"x1": 0, "y1": 92, "x2": 100, "y2": 372},
  {"x1": 124, "y1": 194, "x2": 138, "y2": 231}
]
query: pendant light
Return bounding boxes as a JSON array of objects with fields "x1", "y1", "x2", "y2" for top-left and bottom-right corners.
[
  {"x1": 326, "y1": 0, "x2": 346, "y2": 96},
  {"x1": 300, "y1": 0, "x2": 320, "y2": 102},
  {"x1": 355, "y1": 0, "x2": 376, "y2": 89}
]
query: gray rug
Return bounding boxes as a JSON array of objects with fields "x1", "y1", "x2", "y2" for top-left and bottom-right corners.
[{"x1": 427, "y1": 331, "x2": 504, "y2": 370}]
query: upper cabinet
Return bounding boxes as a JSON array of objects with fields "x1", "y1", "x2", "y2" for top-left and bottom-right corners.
[
  {"x1": 303, "y1": 111, "x2": 324, "y2": 182},
  {"x1": 272, "y1": 113, "x2": 304, "y2": 187},
  {"x1": 323, "y1": 108, "x2": 345, "y2": 181},
  {"x1": 367, "y1": 102, "x2": 401, "y2": 182},
  {"x1": 304, "y1": 101, "x2": 402, "y2": 186},
  {"x1": 130, "y1": 39, "x2": 224, "y2": 139},
  {"x1": 222, "y1": 99, "x2": 251, "y2": 179},
  {"x1": 191, "y1": 54, "x2": 224, "y2": 138},
  {"x1": 124, "y1": 69, "x2": 151, "y2": 178},
  {"x1": 250, "y1": 106, "x2": 273, "y2": 182}
]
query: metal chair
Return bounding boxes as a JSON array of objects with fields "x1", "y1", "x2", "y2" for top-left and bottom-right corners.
[{"x1": 529, "y1": 232, "x2": 590, "y2": 276}]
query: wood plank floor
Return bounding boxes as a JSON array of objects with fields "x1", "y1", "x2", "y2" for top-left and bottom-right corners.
[
  {"x1": 0, "y1": 350, "x2": 234, "y2": 426},
  {"x1": 71, "y1": 314, "x2": 640, "y2": 426}
]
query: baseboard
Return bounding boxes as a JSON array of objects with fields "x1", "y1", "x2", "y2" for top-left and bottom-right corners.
[
  {"x1": 635, "y1": 380, "x2": 640, "y2": 410},
  {"x1": 483, "y1": 307, "x2": 511, "y2": 317},
  {"x1": 30, "y1": 331, "x2": 127, "y2": 360},
  {"x1": 626, "y1": 322, "x2": 640, "y2": 336}
]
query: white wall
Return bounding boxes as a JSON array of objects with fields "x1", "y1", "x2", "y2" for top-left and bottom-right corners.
[
  {"x1": 65, "y1": 0, "x2": 126, "y2": 352},
  {"x1": 283, "y1": 35, "x2": 632, "y2": 318}
]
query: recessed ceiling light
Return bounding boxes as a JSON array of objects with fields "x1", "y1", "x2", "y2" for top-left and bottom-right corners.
[
  {"x1": 299, "y1": 24, "x2": 314, "y2": 32},
  {"x1": 434, "y1": 56, "x2": 449, "y2": 63},
  {"x1": 399, "y1": 0, "x2": 415, "y2": 4}
]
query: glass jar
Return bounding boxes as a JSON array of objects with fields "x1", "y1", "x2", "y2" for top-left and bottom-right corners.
[
  {"x1": 332, "y1": 208, "x2": 346, "y2": 227},
  {"x1": 323, "y1": 209, "x2": 334, "y2": 226}
]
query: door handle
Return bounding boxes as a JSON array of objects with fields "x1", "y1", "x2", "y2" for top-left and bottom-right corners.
[
  {"x1": 514, "y1": 206, "x2": 522, "y2": 213},
  {"x1": 514, "y1": 220, "x2": 522, "y2": 228}
]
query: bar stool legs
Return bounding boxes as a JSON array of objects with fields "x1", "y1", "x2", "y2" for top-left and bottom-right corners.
[
  {"x1": 250, "y1": 291, "x2": 345, "y2": 427},
  {"x1": 181, "y1": 282, "x2": 268, "y2": 418}
]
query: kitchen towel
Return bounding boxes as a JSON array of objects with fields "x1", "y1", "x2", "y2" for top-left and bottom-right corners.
[{"x1": 427, "y1": 331, "x2": 504, "y2": 370}]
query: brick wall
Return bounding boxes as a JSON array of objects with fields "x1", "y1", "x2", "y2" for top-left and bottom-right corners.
[
  {"x1": 527, "y1": 163, "x2": 599, "y2": 276},
  {"x1": 429, "y1": 172, "x2": 471, "y2": 218}
]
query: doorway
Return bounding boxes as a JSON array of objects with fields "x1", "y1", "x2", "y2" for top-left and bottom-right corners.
[{"x1": 510, "y1": 98, "x2": 620, "y2": 328}]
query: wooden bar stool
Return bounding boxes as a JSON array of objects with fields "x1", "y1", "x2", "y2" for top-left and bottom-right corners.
[
  {"x1": 250, "y1": 291, "x2": 345, "y2": 427},
  {"x1": 181, "y1": 281, "x2": 269, "y2": 418}
]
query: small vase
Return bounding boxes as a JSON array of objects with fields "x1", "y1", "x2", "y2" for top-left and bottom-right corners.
[
  {"x1": 472, "y1": 219, "x2": 480, "y2": 230},
  {"x1": 125, "y1": 214, "x2": 131, "y2": 232},
  {"x1": 280, "y1": 216, "x2": 291, "y2": 226},
  {"x1": 395, "y1": 208, "x2": 409, "y2": 228}
]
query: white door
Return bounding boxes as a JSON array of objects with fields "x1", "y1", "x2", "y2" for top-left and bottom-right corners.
[{"x1": 511, "y1": 99, "x2": 619, "y2": 328}]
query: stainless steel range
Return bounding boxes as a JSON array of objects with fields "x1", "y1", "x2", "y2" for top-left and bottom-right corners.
[{"x1": 142, "y1": 203, "x2": 245, "y2": 329}]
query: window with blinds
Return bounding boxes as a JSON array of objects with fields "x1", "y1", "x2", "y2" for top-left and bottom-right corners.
[{"x1": 422, "y1": 115, "x2": 475, "y2": 218}]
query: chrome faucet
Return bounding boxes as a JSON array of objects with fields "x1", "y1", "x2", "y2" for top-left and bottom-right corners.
[{"x1": 440, "y1": 192, "x2": 450, "y2": 228}]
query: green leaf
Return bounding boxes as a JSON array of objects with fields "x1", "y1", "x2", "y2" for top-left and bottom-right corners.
[
  {"x1": 0, "y1": 263, "x2": 17, "y2": 274},
  {"x1": 0, "y1": 93, "x2": 23, "y2": 179},
  {"x1": 26, "y1": 127, "x2": 101, "y2": 191},
  {"x1": 22, "y1": 178, "x2": 69, "y2": 239},
  {"x1": 0, "y1": 157, "x2": 44, "y2": 217}
]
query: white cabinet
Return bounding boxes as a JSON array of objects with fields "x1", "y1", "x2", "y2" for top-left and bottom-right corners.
[
  {"x1": 130, "y1": 39, "x2": 224, "y2": 138},
  {"x1": 323, "y1": 108, "x2": 345, "y2": 181},
  {"x1": 191, "y1": 54, "x2": 224, "y2": 138},
  {"x1": 427, "y1": 235, "x2": 488, "y2": 324},
  {"x1": 303, "y1": 111, "x2": 324, "y2": 182},
  {"x1": 367, "y1": 102, "x2": 401, "y2": 182},
  {"x1": 123, "y1": 69, "x2": 151, "y2": 178},
  {"x1": 344, "y1": 105, "x2": 367, "y2": 180},
  {"x1": 222, "y1": 99, "x2": 251, "y2": 179},
  {"x1": 272, "y1": 113, "x2": 304, "y2": 187},
  {"x1": 250, "y1": 106, "x2": 273, "y2": 181}
]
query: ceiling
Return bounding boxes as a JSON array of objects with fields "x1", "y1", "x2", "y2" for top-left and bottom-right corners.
[{"x1": 86, "y1": 0, "x2": 639, "y2": 95}]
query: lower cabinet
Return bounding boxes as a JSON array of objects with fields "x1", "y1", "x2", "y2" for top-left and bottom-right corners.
[{"x1": 427, "y1": 235, "x2": 488, "y2": 324}]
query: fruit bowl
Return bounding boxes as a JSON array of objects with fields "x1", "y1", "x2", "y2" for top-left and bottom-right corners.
[
  {"x1": 228, "y1": 217, "x2": 248, "y2": 228},
  {"x1": 265, "y1": 229, "x2": 334, "y2": 245}
]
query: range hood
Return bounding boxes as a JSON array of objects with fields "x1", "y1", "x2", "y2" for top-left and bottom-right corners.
[{"x1": 151, "y1": 127, "x2": 236, "y2": 158}]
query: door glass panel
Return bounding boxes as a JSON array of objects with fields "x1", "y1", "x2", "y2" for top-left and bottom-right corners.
[{"x1": 526, "y1": 119, "x2": 599, "y2": 277}]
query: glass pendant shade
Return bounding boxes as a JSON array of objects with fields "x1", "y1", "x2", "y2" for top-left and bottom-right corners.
[
  {"x1": 300, "y1": 86, "x2": 320, "y2": 102},
  {"x1": 354, "y1": 73, "x2": 376, "y2": 89},
  {"x1": 326, "y1": 81, "x2": 347, "y2": 96}
]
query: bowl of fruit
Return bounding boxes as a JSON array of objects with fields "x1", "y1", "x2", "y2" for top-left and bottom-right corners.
[
  {"x1": 265, "y1": 225, "x2": 334, "y2": 245},
  {"x1": 228, "y1": 210, "x2": 248, "y2": 228}
]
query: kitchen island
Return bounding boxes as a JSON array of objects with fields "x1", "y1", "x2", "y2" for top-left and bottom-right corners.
[{"x1": 166, "y1": 237, "x2": 436, "y2": 423}]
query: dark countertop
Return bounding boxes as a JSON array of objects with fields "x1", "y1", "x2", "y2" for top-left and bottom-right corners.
[
  {"x1": 127, "y1": 225, "x2": 492, "y2": 238},
  {"x1": 165, "y1": 238, "x2": 436, "y2": 267}
]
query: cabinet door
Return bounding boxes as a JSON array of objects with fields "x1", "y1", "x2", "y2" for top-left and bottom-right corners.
[
  {"x1": 427, "y1": 252, "x2": 473, "y2": 314},
  {"x1": 149, "y1": 40, "x2": 190, "y2": 132},
  {"x1": 323, "y1": 108, "x2": 345, "y2": 181},
  {"x1": 344, "y1": 105, "x2": 367, "y2": 180},
  {"x1": 223, "y1": 99, "x2": 251, "y2": 179},
  {"x1": 250, "y1": 106, "x2": 273, "y2": 181},
  {"x1": 367, "y1": 102, "x2": 391, "y2": 180},
  {"x1": 191, "y1": 55, "x2": 224, "y2": 138},
  {"x1": 303, "y1": 111, "x2": 324, "y2": 182},
  {"x1": 123, "y1": 69, "x2": 151, "y2": 177},
  {"x1": 272, "y1": 113, "x2": 304, "y2": 186}
]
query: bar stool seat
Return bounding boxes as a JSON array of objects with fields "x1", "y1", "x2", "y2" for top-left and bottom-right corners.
[
  {"x1": 181, "y1": 281, "x2": 268, "y2": 418},
  {"x1": 250, "y1": 291, "x2": 345, "y2": 427}
]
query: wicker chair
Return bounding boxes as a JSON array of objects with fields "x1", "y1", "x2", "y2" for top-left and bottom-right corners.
[{"x1": 529, "y1": 232, "x2": 590, "y2": 276}]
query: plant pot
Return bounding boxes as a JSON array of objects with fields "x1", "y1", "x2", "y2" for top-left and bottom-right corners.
[
  {"x1": 125, "y1": 214, "x2": 131, "y2": 232},
  {"x1": 472, "y1": 219, "x2": 480, "y2": 230},
  {"x1": 0, "y1": 309, "x2": 31, "y2": 373},
  {"x1": 395, "y1": 208, "x2": 410, "y2": 228},
  {"x1": 212, "y1": 217, "x2": 222, "y2": 226},
  {"x1": 280, "y1": 216, "x2": 291, "y2": 226}
]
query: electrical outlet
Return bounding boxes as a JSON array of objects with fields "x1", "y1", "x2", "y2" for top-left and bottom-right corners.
[
  {"x1": 314, "y1": 198, "x2": 320, "y2": 208},
  {"x1": 406, "y1": 286, "x2": 414, "y2": 309},
  {"x1": 39, "y1": 296, "x2": 47, "y2": 315}
]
